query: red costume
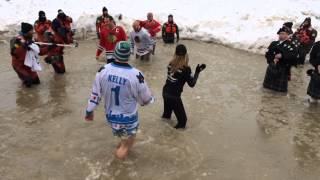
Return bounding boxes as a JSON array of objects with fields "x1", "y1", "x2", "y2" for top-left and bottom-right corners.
[
  {"x1": 96, "y1": 25, "x2": 127, "y2": 62},
  {"x1": 10, "y1": 35, "x2": 48, "y2": 86},
  {"x1": 47, "y1": 12, "x2": 73, "y2": 74},
  {"x1": 34, "y1": 20, "x2": 52, "y2": 42},
  {"x1": 140, "y1": 20, "x2": 161, "y2": 38}
]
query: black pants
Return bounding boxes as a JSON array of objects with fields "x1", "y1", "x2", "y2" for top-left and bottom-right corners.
[
  {"x1": 162, "y1": 95, "x2": 187, "y2": 128},
  {"x1": 297, "y1": 46, "x2": 312, "y2": 65},
  {"x1": 163, "y1": 35, "x2": 175, "y2": 44}
]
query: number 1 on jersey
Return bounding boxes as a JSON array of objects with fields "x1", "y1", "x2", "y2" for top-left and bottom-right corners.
[{"x1": 111, "y1": 86, "x2": 120, "y2": 106}]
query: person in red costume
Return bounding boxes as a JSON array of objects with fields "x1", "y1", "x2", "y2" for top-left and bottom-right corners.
[
  {"x1": 96, "y1": 17, "x2": 127, "y2": 63},
  {"x1": 47, "y1": 9, "x2": 74, "y2": 74},
  {"x1": 34, "y1": 11, "x2": 52, "y2": 42},
  {"x1": 10, "y1": 23, "x2": 49, "y2": 87},
  {"x1": 293, "y1": 17, "x2": 318, "y2": 65},
  {"x1": 140, "y1": 12, "x2": 161, "y2": 55},
  {"x1": 96, "y1": 7, "x2": 113, "y2": 39}
]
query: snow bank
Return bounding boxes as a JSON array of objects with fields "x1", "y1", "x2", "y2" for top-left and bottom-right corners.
[{"x1": 0, "y1": 0, "x2": 319, "y2": 54}]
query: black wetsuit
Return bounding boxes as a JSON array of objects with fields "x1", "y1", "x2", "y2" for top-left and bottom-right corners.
[{"x1": 162, "y1": 65, "x2": 199, "y2": 128}]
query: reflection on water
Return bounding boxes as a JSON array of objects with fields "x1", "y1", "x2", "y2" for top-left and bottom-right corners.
[
  {"x1": 257, "y1": 91, "x2": 290, "y2": 136},
  {"x1": 293, "y1": 107, "x2": 320, "y2": 168},
  {"x1": 48, "y1": 75, "x2": 70, "y2": 118},
  {"x1": 0, "y1": 40, "x2": 320, "y2": 180}
]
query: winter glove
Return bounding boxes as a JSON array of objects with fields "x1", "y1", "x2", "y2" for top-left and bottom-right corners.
[
  {"x1": 195, "y1": 64, "x2": 206, "y2": 74},
  {"x1": 307, "y1": 69, "x2": 314, "y2": 76},
  {"x1": 44, "y1": 57, "x2": 53, "y2": 64},
  {"x1": 23, "y1": 40, "x2": 34, "y2": 51}
]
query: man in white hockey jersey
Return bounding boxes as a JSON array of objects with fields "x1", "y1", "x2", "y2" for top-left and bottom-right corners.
[
  {"x1": 130, "y1": 20, "x2": 153, "y2": 61},
  {"x1": 85, "y1": 41, "x2": 154, "y2": 159}
]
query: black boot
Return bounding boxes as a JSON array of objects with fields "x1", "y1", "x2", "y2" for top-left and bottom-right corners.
[{"x1": 174, "y1": 124, "x2": 186, "y2": 129}]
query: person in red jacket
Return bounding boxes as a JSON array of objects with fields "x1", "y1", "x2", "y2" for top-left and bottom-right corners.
[
  {"x1": 162, "y1": 14, "x2": 179, "y2": 44},
  {"x1": 52, "y1": 10, "x2": 74, "y2": 44},
  {"x1": 96, "y1": 7, "x2": 113, "y2": 39},
  {"x1": 47, "y1": 10, "x2": 74, "y2": 74},
  {"x1": 34, "y1": 11, "x2": 52, "y2": 42},
  {"x1": 140, "y1": 12, "x2": 161, "y2": 54},
  {"x1": 96, "y1": 17, "x2": 127, "y2": 63},
  {"x1": 293, "y1": 17, "x2": 318, "y2": 65},
  {"x1": 10, "y1": 23, "x2": 48, "y2": 87},
  {"x1": 95, "y1": 17, "x2": 111, "y2": 60}
]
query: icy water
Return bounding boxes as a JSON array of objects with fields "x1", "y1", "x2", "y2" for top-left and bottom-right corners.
[{"x1": 0, "y1": 40, "x2": 320, "y2": 180}]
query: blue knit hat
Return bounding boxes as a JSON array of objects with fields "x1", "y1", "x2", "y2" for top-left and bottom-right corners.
[{"x1": 114, "y1": 41, "x2": 131, "y2": 62}]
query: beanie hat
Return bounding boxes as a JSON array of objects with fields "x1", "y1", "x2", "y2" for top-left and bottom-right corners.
[
  {"x1": 304, "y1": 17, "x2": 311, "y2": 24},
  {"x1": 102, "y1": 7, "x2": 108, "y2": 12},
  {"x1": 168, "y1": 14, "x2": 173, "y2": 18},
  {"x1": 175, "y1": 44, "x2": 187, "y2": 56},
  {"x1": 58, "y1": 9, "x2": 64, "y2": 14},
  {"x1": 21, "y1": 22, "x2": 33, "y2": 34},
  {"x1": 283, "y1": 22, "x2": 293, "y2": 29},
  {"x1": 114, "y1": 41, "x2": 131, "y2": 62},
  {"x1": 38, "y1": 10, "x2": 45, "y2": 17}
]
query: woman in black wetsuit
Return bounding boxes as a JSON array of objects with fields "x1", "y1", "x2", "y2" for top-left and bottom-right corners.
[{"x1": 162, "y1": 44, "x2": 206, "y2": 129}]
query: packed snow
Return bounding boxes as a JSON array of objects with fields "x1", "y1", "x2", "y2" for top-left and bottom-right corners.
[{"x1": 0, "y1": 0, "x2": 319, "y2": 54}]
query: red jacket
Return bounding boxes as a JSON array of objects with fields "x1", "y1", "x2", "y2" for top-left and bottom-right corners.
[
  {"x1": 34, "y1": 20, "x2": 52, "y2": 42},
  {"x1": 96, "y1": 15, "x2": 112, "y2": 34},
  {"x1": 296, "y1": 27, "x2": 317, "y2": 45},
  {"x1": 52, "y1": 16, "x2": 73, "y2": 44},
  {"x1": 96, "y1": 26, "x2": 127, "y2": 56},
  {"x1": 140, "y1": 20, "x2": 161, "y2": 37},
  {"x1": 11, "y1": 35, "x2": 48, "y2": 69}
]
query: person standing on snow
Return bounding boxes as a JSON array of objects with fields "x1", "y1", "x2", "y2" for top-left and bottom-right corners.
[
  {"x1": 140, "y1": 12, "x2": 161, "y2": 55},
  {"x1": 85, "y1": 41, "x2": 154, "y2": 159},
  {"x1": 293, "y1": 17, "x2": 318, "y2": 65},
  {"x1": 162, "y1": 14, "x2": 179, "y2": 44},
  {"x1": 263, "y1": 27, "x2": 298, "y2": 92},
  {"x1": 10, "y1": 23, "x2": 49, "y2": 87},
  {"x1": 34, "y1": 11, "x2": 52, "y2": 43},
  {"x1": 130, "y1": 20, "x2": 153, "y2": 61},
  {"x1": 162, "y1": 44, "x2": 206, "y2": 129},
  {"x1": 96, "y1": 17, "x2": 127, "y2": 63}
]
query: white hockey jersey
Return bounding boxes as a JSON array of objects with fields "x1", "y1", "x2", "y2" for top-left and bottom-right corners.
[
  {"x1": 86, "y1": 62, "x2": 154, "y2": 124},
  {"x1": 130, "y1": 27, "x2": 153, "y2": 56}
]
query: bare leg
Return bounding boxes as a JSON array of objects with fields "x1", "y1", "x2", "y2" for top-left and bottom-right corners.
[{"x1": 115, "y1": 136, "x2": 135, "y2": 159}]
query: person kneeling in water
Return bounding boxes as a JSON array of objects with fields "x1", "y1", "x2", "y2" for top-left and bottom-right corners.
[{"x1": 162, "y1": 44, "x2": 206, "y2": 129}]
